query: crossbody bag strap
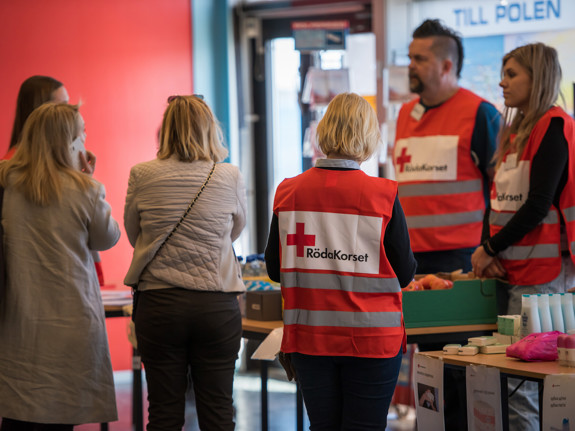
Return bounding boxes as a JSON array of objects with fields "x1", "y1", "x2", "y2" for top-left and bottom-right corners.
[
  {"x1": 157, "y1": 162, "x2": 216, "y2": 253},
  {"x1": 132, "y1": 162, "x2": 216, "y2": 297}
]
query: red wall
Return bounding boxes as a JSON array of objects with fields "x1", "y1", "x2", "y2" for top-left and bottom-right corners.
[
  {"x1": 0, "y1": 0, "x2": 194, "y2": 370},
  {"x1": 0, "y1": 0, "x2": 193, "y2": 285}
]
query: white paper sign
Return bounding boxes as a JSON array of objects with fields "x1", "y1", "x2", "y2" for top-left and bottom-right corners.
[
  {"x1": 466, "y1": 364, "x2": 503, "y2": 431},
  {"x1": 491, "y1": 157, "x2": 530, "y2": 212},
  {"x1": 251, "y1": 327, "x2": 283, "y2": 361},
  {"x1": 542, "y1": 374, "x2": 575, "y2": 431},
  {"x1": 394, "y1": 135, "x2": 458, "y2": 182},
  {"x1": 279, "y1": 211, "x2": 382, "y2": 274},
  {"x1": 413, "y1": 354, "x2": 445, "y2": 431}
]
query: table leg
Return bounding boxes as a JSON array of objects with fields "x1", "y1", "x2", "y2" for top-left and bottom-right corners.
[
  {"x1": 260, "y1": 361, "x2": 269, "y2": 431},
  {"x1": 538, "y1": 381, "x2": 543, "y2": 431},
  {"x1": 100, "y1": 423, "x2": 108, "y2": 431},
  {"x1": 296, "y1": 381, "x2": 304, "y2": 431},
  {"x1": 501, "y1": 374, "x2": 509, "y2": 431},
  {"x1": 133, "y1": 349, "x2": 144, "y2": 431}
]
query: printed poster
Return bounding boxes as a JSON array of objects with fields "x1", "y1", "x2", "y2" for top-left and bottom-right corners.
[
  {"x1": 413, "y1": 353, "x2": 445, "y2": 431},
  {"x1": 542, "y1": 374, "x2": 575, "y2": 431},
  {"x1": 466, "y1": 364, "x2": 503, "y2": 431}
]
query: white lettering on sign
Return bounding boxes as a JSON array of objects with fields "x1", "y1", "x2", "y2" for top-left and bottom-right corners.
[
  {"x1": 491, "y1": 157, "x2": 530, "y2": 212},
  {"x1": 394, "y1": 135, "x2": 458, "y2": 182},
  {"x1": 279, "y1": 211, "x2": 382, "y2": 274},
  {"x1": 414, "y1": 0, "x2": 572, "y2": 37}
]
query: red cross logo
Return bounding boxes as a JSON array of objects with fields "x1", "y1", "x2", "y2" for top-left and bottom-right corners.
[
  {"x1": 396, "y1": 147, "x2": 412, "y2": 173},
  {"x1": 286, "y1": 222, "x2": 315, "y2": 257}
]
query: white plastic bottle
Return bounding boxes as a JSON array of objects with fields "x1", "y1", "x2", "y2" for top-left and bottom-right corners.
[
  {"x1": 550, "y1": 293, "x2": 565, "y2": 333},
  {"x1": 521, "y1": 294, "x2": 541, "y2": 337},
  {"x1": 537, "y1": 293, "x2": 553, "y2": 332},
  {"x1": 561, "y1": 293, "x2": 575, "y2": 332}
]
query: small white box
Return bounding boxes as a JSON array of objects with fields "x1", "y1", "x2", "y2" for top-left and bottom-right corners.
[
  {"x1": 479, "y1": 344, "x2": 509, "y2": 354},
  {"x1": 443, "y1": 344, "x2": 461, "y2": 354},
  {"x1": 493, "y1": 332, "x2": 514, "y2": 345},
  {"x1": 458, "y1": 345, "x2": 479, "y2": 356},
  {"x1": 468, "y1": 336, "x2": 497, "y2": 346}
]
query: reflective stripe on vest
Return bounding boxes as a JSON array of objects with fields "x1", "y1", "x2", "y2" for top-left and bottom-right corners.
[
  {"x1": 565, "y1": 206, "x2": 575, "y2": 222},
  {"x1": 280, "y1": 271, "x2": 400, "y2": 293},
  {"x1": 406, "y1": 209, "x2": 483, "y2": 229},
  {"x1": 499, "y1": 243, "x2": 560, "y2": 261},
  {"x1": 398, "y1": 179, "x2": 482, "y2": 197},
  {"x1": 283, "y1": 309, "x2": 402, "y2": 328},
  {"x1": 490, "y1": 210, "x2": 559, "y2": 227}
]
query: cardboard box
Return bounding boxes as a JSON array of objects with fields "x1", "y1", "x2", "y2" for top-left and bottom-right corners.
[
  {"x1": 402, "y1": 276, "x2": 508, "y2": 328},
  {"x1": 246, "y1": 290, "x2": 282, "y2": 321}
]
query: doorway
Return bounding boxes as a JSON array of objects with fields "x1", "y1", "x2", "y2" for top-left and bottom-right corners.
[{"x1": 235, "y1": 0, "x2": 375, "y2": 252}]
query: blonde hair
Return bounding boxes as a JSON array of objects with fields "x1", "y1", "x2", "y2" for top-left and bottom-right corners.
[
  {"x1": 0, "y1": 103, "x2": 93, "y2": 206},
  {"x1": 496, "y1": 43, "x2": 562, "y2": 168},
  {"x1": 158, "y1": 95, "x2": 228, "y2": 162},
  {"x1": 316, "y1": 93, "x2": 380, "y2": 162}
]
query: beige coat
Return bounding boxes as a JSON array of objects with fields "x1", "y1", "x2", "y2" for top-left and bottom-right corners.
[{"x1": 0, "y1": 176, "x2": 121, "y2": 424}]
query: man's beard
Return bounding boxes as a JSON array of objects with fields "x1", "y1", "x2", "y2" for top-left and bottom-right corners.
[{"x1": 409, "y1": 74, "x2": 424, "y2": 94}]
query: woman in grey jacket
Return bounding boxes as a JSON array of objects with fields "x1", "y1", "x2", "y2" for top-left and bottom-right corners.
[
  {"x1": 0, "y1": 103, "x2": 121, "y2": 429},
  {"x1": 124, "y1": 95, "x2": 247, "y2": 431}
]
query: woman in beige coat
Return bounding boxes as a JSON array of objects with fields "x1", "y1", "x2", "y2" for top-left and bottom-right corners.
[{"x1": 0, "y1": 103, "x2": 121, "y2": 429}]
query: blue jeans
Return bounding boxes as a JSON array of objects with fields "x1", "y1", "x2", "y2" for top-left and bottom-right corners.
[{"x1": 291, "y1": 350, "x2": 402, "y2": 430}]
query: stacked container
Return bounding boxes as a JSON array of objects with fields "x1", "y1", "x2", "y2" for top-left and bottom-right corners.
[{"x1": 520, "y1": 292, "x2": 575, "y2": 337}]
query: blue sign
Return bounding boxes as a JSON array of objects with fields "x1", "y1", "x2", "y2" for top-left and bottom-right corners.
[{"x1": 415, "y1": 0, "x2": 573, "y2": 37}]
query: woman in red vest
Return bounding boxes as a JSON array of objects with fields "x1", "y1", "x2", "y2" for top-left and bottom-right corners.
[
  {"x1": 472, "y1": 43, "x2": 575, "y2": 431},
  {"x1": 265, "y1": 93, "x2": 416, "y2": 430}
]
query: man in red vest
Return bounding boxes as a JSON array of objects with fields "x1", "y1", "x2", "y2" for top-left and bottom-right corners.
[
  {"x1": 393, "y1": 19, "x2": 502, "y2": 431},
  {"x1": 394, "y1": 19, "x2": 501, "y2": 275}
]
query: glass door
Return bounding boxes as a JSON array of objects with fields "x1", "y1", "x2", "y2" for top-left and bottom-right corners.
[{"x1": 235, "y1": 0, "x2": 374, "y2": 252}]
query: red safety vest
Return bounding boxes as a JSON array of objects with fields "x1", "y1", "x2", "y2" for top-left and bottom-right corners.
[
  {"x1": 394, "y1": 88, "x2": 486, "y2": 252},
  {"x1": 490, "y1": 107, "x2": 575, "y2": 285},
  {"x1": 273, "y1": 167, "x2": 404, "y2": 358}
]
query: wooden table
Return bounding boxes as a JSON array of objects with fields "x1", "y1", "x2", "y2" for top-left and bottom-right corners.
[
  {"x1": 419, "y1": 350, "x2": 574, "y2": 380},
  {"x1": 416, "y1": 350, "x2": 575, "y2": 430},
  {"x1": 242, "y1": 318, "x2": 283, "y2": 338},
  {"x1": 243, "y1": 319, "x2": 498, "y2": 343},
  {"x1": 242, "y1": 319, "x2": 498, "y2": 431},
  {"x1": 108, "y1": 308, "x2": 498, "y2": 431},
  {"x1": 406, "y1": 323, "x2": 498, "y2": 346}
]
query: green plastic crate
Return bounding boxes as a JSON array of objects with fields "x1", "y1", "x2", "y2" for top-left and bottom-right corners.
[{"x1": 402, "y1": 279, "x2": 507, "y2": 328}]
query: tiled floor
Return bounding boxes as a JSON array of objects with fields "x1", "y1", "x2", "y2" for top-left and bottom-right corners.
[{"x1": 75, "y1": 367, "x2": 416, "y2": 431}]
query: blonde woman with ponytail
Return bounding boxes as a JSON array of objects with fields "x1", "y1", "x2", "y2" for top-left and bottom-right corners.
[
  {"x1": 0, "y1": 103, "x2": 120, "y2": 430},
  {"x1": 472, "y1": 43, "x2": 575, "y2": 431}
]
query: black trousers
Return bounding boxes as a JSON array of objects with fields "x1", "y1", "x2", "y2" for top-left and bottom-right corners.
[
  {"x1": 134, "y1": 288, "x2": 242, "y2": 431},
  {"x1": 0, "y1": 419, "x2": 72, "y2": 431}
]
